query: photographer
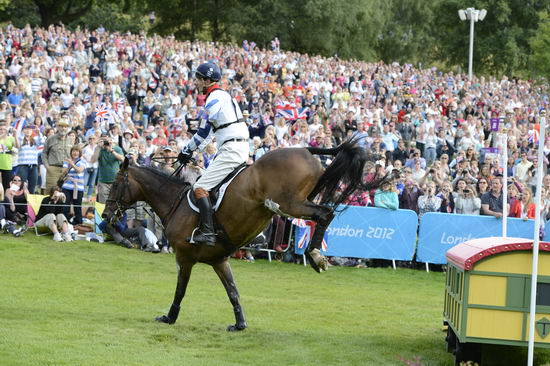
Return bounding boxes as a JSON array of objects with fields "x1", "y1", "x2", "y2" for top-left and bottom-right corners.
[
  {"x1": 91, "y1": 135, "x2": 124, "y2": 203},
  {"x1": 452, "y1": 159, "x2": 478, "y2": 186},
  {"x1": 455, "y1": 185, "x2": 481, "y2": 215},
  {"x1": 34, "y1": 187, "x2": 73, "y2": 242},
  {"x1": 417, "y1": 181, "x2": 442, "y2": 219},
  {"x1": 509, "y1": 188, "x2": 535, "y2": 220}
]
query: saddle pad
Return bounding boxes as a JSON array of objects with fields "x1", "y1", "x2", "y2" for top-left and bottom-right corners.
[{"x1": 187, "y1": 166, "x2": 248, "y2": 213}]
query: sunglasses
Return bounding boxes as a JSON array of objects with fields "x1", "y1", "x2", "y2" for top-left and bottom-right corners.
[{"x1": 12, "y1": 179, "x2": 21, "y2": 182}]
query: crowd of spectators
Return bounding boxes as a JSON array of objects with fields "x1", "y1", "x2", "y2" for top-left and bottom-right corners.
[{"x1": 0, "y1": 22, "x2": 549, "y2": 246}]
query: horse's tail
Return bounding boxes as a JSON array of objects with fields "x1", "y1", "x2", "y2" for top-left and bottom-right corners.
[{"x1": 307, "y1": 138, "x2": 381, "y2": 209}]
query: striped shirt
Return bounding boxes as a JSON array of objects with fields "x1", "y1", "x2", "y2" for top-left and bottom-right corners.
[
  {"x1": 17, "y1": 143, "x2": 39, "y2": 165},
  {"x1": 62, "y1": 159, "x2": 85, "y2": 192}
]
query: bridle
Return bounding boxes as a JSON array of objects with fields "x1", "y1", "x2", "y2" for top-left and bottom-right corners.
[{"x1": 105, "y1": 170, "x2": 132, "y2": 224}]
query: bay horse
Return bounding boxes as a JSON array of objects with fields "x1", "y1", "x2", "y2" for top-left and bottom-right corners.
[{"x1": 102, "y1": 139, "x2": 382, "y2": 331}]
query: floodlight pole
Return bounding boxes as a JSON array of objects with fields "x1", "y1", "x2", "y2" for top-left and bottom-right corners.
[
  {"x1": 468, "y1": 12, "x2": 475, "y2": 79},
  {"x1": 528, "y1": 110, "x2": 546, "y2": 366},
  {"x1": 459, "y1": 8, "x2": 486, "y2": 79}
]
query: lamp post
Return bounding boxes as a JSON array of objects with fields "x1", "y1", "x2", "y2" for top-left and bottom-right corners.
[{"x1": 458, "y1": 7, "x2": 487, "y2": 79}]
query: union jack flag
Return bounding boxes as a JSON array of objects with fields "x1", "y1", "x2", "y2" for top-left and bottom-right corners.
[
  {"x1": 114, "y1": 98, "x2": 126, "y2": 113},
  {"x1": 95, "y1": 103, "x2": 112, "y2": 125},
  {"x1": 275, "y1": 104, "x2": 309, "y2": 120},
  {"x1": 292, "y1": 218, "x2": 328, "y2": 251},
  {"x1": 528, "y1": 124, "x2": 540, "y2": 145},
  {"x1": 12, "y1": 118, "x2": 26, "y2": 135}
]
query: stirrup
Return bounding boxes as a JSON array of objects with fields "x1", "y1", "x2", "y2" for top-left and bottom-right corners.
[{"x1": 188, "y1": 227, "x2": 216, "y2": 246}]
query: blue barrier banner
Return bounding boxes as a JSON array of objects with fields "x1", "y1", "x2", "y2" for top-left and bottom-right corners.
[
  {"x1": 417, "y1": 213, "x2": 535, "y2": 264},
  {"x1": 295, "y1": 207, "x2": 418, "y2": 260}
]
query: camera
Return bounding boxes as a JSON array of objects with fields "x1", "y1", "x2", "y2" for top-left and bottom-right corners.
[
  {"x1": 429, "y1": 169, "x2": 435, "y2": 174},
  {"x1": 103, "y1": 140, "x2": 110, "y2": 146},
  {"x1": 464, "y1": 189, "x2": 470, "y2": 194}
]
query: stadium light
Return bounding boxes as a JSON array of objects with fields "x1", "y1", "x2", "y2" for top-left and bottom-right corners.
[{"x1": 458, "y1": 7, "x2": 487, "y2": 79}]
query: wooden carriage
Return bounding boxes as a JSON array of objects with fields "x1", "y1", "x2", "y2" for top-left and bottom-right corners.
[{"x1": 444, "y1": 237, "x2": 550, "y2": 365}]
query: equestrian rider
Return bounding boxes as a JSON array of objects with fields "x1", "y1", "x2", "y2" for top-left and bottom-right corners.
[{"x1": 178, "y1": 62, "x2": 250, "y2": 245}]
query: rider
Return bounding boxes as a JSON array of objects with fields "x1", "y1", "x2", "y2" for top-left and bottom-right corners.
[{"x1": 178, "y1": 62, "x2": 250, "y2": 245}]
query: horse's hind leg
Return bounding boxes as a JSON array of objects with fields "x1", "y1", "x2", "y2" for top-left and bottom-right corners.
[
  {"x1": 212, "y1": 259, "x2": 247, "y2": 331},
  {"x1": 306, "y1": 209, "x2": 335, "y2": 273},
  {"x1": 156, "y1": 261, "x2": 194, "y2": 324},
  {"x1": 279, "y1": 200, "x2": 334, "y2": 273}
]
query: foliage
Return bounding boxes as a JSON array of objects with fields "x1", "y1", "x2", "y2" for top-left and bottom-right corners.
[
  {"x1": 68, "y1": 1, "x2": 147, "y2": 34},
  {"x1": 1, "y1": 0, "x2": 550, "y2": 79},
  {"x1": 0, "y1": 0, "x2": 10, "y2": 11},
  {"x1": 374, "y1": 0, "x2": 437, "y2": 65},
  {"x1": 529, "y1": 10, "x2": 550, "y2": 80},
  {"x1": 0, "y1": 0, "x2": 41, "y2": 27},
  {"x1": 434, "y1": 0, "x2": 550, "y2": 77},
  {"x1": 1, "y1": 234, "x2": 550, "y2": 365}
]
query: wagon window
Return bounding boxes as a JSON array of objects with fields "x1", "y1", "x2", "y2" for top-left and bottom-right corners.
[{"x1": 536, "y1": 283, "x2": 550, "y2": 306}]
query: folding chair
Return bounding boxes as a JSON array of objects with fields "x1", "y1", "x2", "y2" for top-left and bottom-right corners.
[{"x1": 27, "y1": 194, "x2": 49, "y2": 236}]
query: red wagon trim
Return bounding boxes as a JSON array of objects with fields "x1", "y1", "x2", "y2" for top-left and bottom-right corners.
[{"x1": 446, "y1": 237, "x2": 550, "y2": 271}]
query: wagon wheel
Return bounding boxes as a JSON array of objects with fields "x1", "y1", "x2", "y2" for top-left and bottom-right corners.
[
  {"x1": 454, "y1": 340, "x2": 481, "y2": 366},
  {"x1": 445, "y1": 327, "x2": 457, "y2": 354}
]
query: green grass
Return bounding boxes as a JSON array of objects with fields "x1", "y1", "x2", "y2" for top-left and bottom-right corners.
[{"x1": 1, "y1": 234, "x2": 550, "y2": 366}]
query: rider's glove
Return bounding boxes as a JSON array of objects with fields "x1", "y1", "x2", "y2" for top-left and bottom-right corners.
[{"x1": 177, "y1": 151, "x2": 192, "y2": 165}]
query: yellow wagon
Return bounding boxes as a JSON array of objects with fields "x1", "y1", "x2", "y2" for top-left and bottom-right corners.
[{"x1": 444, "y1": 237, "x2": 550, "y2": 365}]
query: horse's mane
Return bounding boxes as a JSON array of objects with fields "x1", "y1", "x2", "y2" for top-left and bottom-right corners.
[{"x1": 138, "y1": 165, "x2": 192, "y2": 188}]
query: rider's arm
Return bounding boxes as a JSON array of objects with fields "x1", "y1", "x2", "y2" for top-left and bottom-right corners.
[{"x1": 182, "y1": 115, "x2": 213, "y2": 154}]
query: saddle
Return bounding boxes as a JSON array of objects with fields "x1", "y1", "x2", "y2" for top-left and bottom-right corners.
[{"x1": 187, "y1": 162, "x2": 248, "y2": 213}]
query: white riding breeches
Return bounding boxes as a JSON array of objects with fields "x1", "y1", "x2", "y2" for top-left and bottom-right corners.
[{"x1": 193, "y1": 141, "x2": 250, "y2": 191}]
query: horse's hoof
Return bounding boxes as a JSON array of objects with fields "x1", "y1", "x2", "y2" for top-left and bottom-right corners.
[
  {"x1": 306, "y1": 249, "x2": 328, "y2": 273},
  {"x1": 227, "y1": 323, "x2": 247, "y2": 332},
  {"x1": 155, "y1": 315, "x2": 174, "y2": 324}
]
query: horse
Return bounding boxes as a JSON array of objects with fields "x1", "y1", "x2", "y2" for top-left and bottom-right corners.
[{"x1": 102, "y1": 139, "x2": 384, "y2": 331}]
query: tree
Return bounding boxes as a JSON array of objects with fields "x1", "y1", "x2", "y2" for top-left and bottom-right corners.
[
  {"x1": 33, "y1": 0, "x2": 94, "y2": 26},
  {"x1": 529, "y1": 10, "x2": 550, "y2": 79},
  {"x1": 0, "y1": 0, "x2": 10, "y2": 11},
  {"x1": 434, "y1": 0, "x2": 550, "y2": 76},
  {"x1": 374, "y1": 0, "x2": 438, "y2": 65}
]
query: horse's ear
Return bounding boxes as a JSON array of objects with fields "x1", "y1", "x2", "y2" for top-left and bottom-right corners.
[{"x1": 122, "y1": 156, "x2": 129, "y2": 170}]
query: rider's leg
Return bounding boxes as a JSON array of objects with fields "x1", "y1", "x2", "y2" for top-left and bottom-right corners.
[{"x1": 192, "y1": 187, "x2": 216, "y2": 245}]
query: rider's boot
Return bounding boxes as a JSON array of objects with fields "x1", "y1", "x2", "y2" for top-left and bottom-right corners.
[{"x1": 191, "y1": 188, "x2": 217, "y2": 246}]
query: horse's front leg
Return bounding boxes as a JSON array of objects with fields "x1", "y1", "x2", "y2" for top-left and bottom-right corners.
[
  {"x1": 156, "y1": 261, "x2": 194, "y2": 324},
  {"x1": 212, "y1": 259, "x2": 247, "y2": 331}
]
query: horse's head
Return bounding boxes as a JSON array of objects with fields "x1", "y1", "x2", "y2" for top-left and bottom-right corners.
[{"x1": 103, "y1": 157, "x2": 140, "y2": 224}]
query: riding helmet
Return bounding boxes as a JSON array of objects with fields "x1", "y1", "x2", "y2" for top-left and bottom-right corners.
[{"x1": 195, "y1": 62, "x2": 221, "y2": 82}]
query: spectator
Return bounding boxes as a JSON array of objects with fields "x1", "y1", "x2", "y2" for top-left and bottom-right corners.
[
  {"x1": 34, "y1": 187, "x2": 73, "y2": 242},
  {"x1": 374, "y1": 181, "x2": 398, "y2": 210},
  {"x1": 91, "y1": 135, "x2": 124, "y2": 203},
  {"x1": 0, "y1": 121, "x2": 17, "y2": 189},
  {"x1": 481, "y1": 177, "x2": 507, "y2": 218},
  {"x1": 60, "y1": 145, "x2": 85, "y2": 225},
  {"x1": 399, "y1": 178, "x2": 423, "y2": 213},
  {"x1": 16, "y1": 124, "x2": 39, "y2": 194},
  {"x1": 455, "y1": 185, "x2": 481, "y2": 215},
  {"x1": 417, "y1": 182, "x2": 442, "y2": 219},
  {"x1": 41, "y1": 119, "x2": 73, "y2": 192},
  {"x1": 2, "y1": 174, "x2": 28, "y2": 223},
  {"x1": 82, "y1": 135, "x2": 99, "y2": 202},
  {"x1": 509, "y1": 187, "x2": 536, "y2": 220}
]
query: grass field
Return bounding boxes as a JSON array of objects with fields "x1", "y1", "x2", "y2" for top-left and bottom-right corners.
[{"x1": 1, "y1": 234, "x2": 550, "y2": 366}]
